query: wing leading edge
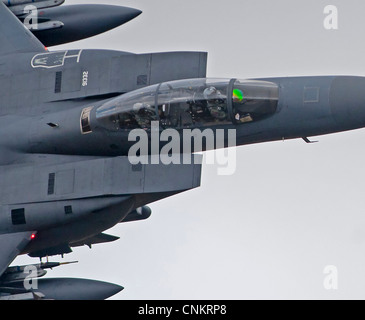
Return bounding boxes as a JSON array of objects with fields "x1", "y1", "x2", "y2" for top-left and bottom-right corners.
[
  {"x1": 0, "y1": 2, "x2": 46, "y2": 56},
  {"x1": 0, "y1": 232, "x2": 34, "y2": 277}
]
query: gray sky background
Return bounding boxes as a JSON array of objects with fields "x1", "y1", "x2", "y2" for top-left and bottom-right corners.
[{"x1": 14, "y1": 0, "x2": 365, "y2": 299}]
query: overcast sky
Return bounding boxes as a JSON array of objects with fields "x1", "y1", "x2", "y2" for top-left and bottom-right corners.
[{"x1": 14, "y1": 0, "x2": 365, "y2": 299}]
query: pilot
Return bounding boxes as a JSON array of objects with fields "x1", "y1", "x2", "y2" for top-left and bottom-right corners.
[
  {"x1": 203, "y1": 86, "x2": 218, "y2": 100},
  {"x1": 133, "y1": 102, "x2": 154, "y2": 129},
  {"x1": 232, "y1": 89, "x2": 253, "y2": 123},
  {"x1": 203, "y1": 86, "x2": 227, "y2": 121}
]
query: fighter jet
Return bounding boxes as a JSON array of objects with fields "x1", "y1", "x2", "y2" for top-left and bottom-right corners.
[
  {"x1": 0, "y1": 0, "x2": 365, "y2": 300},
  {"x1": 0, "y1": 1, "x2": 203, "y2": 300}
]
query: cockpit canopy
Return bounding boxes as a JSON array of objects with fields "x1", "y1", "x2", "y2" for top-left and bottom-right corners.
[{"x1": 95, "y1": 78, "x2": 279, "y2": 131}]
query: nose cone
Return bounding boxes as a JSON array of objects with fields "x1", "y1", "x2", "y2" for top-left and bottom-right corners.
[
  {"x1": 330, "y1": 76, "x2": 365, "y2": 129},
  {"x1": 33, "y1": 5, "x2": 142, "y2": 46}
]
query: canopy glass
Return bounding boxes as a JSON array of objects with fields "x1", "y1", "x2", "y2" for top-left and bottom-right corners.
[{"x1": 95, "y1": 78, "x2": 279, "y2": 131}]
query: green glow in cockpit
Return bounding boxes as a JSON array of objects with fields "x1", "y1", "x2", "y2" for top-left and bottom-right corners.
[{"x1": 233, "y1": 89, "x2": 244, "y2": 101}]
